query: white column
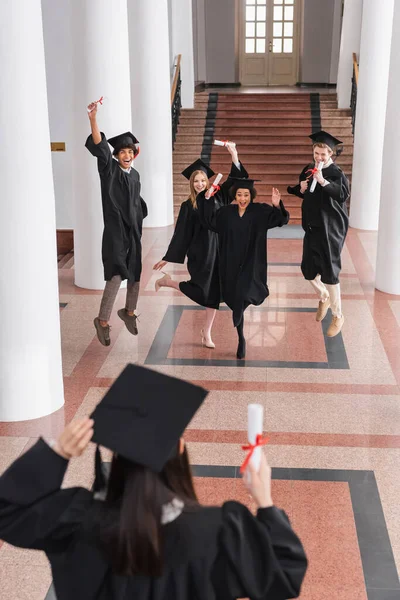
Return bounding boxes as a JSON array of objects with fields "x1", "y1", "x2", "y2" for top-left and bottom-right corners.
[
  {"x1": 375, "y1": 1, "x2": 400, "y2": 295},
  {"x1": 171, "y1": 0, "x2": 195, "y2": 108},
  {"x1": 128, "y1": 0, "x2": 174, "y2": 228},
  {"x1": 336, "y1": 0, "x2": 363, "y2": 108},
  {"x1": 349, "y1": 0, "x2": 394, "y2": 231},
  {"x1": 0, "y1": 0, "x2": 63, "y2": 421},
  {"x1": 71, "y1": 1, "x2": 132, "y2": 289}
]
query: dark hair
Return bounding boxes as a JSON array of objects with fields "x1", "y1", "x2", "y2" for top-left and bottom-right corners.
[
  {"x1": 92, "y1": 444, "x2": 198, "y2": 577},
  {"x1": 113, "y1": 143, "x2": 139, "y2": 157},
  {"x1": 229, "y1": 185, "x2": 257, "y2": 202}
]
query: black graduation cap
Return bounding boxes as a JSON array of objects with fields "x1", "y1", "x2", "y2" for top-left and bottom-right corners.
[
  {"x1": 181, "y1": 159, "x2": 215, "y2": 180},
  {"x1": 228, "y1": 177, "x2": 260, "y2": 190},
  {"x1": 108, "y1": 131, "x2": 139, "y2": 150},
  {"x1": 309, "y1": 130, "x2": 343, "y2": 150},
  {"x1": 90, "y1": 364, "x2": 208, "y2": 475}
]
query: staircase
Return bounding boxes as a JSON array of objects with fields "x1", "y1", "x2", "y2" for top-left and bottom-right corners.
[{"x1": 173, "y1": 92, "x2": 353, "y2": 225}]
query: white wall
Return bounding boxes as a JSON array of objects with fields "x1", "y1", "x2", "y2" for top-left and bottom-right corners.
[
  {"x1": 204, "y1": 0, "x2": 237, "y2": 84},
  {"x1": 300, "y1": 0, "x2": 342, "y2": 83},
  {"x1": 42, "y1": 0, "x2": 74, "y2": 230},
  {"x1": 194, "y1": 0, "x2": 207, "y2": 82}
]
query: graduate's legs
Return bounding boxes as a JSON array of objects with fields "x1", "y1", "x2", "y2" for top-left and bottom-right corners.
[
  {"x1": 201, "y1": 308, "x2": 217, "y2": 349},
  {"x1": 125, "y1": 281, "x2": 140, "y2": 314},
  {"x1": 309, "y1": 275, "x2": 331, "y2": 322},
  {"x1": 325, "y1": 283, "x2": 345, "y2": 337},
  {"x1": 326, "y1": 283, "x2": 342, "y2": 317},
  {"x1": 94, "y1": 275, "x2": 122, "y2": 346},
  {"x1": 117, "y1": 281, "x2": 141, "y2": 336},
  {"x1": 98, "y1": 276, "x2": 122, "y2": 325},
  {"x1": 236, "y1": 315, "x2": 246, "y2": 359},
  {"x1": 155, "y1": 273, "x2": 179, "y2": 292}
]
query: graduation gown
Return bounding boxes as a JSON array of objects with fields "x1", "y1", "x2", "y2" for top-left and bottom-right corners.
[
  {"x1": 197, "y1": 195, "x2": 290, "y2": 327},
  {"x1": 85, "y1": 133, "x2": 148, "y2": 282},
  {"x1": 287, "y1": 163, "x2": 350, "y2": 285},
  {"x1": 0, "y1": 439, "x2": 307, "y2": 600},
  {"x1": 163, "y1": 163, "x2": 248, "y2": 309}
]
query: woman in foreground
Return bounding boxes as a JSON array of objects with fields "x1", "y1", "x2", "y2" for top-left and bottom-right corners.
[{"x1": 0, "y1": 365, "x2": 307, "y2": 600}]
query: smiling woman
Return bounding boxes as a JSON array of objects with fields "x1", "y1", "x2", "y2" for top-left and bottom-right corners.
[
  {"x1": 153, "y1": 143, "x2": 250, "y2": 350},
  {"x1": 197, "y1": 177, "x2": 290, "y2": 359}
]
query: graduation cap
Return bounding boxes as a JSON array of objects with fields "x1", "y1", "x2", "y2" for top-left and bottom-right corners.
[
  {"x1": 90, "y1": 364, "x2": 208, "y2": 484},
  {"x1": 108, "y1": 131, "x2": 139, "y2": 151},
  {"x1": 228, "y1": 178, "x2": 260, "y2": 190},
  {"x1": 309, "y1": 130, "x2": 343, "y2": 150},
  {"x1": 181, "y1": 159, "x2": 215, "y2": 180}
]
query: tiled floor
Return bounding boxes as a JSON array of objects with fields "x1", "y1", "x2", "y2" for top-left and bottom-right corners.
[{"x1": 1, "y1": 225, "x2": 400, "y2": 600}]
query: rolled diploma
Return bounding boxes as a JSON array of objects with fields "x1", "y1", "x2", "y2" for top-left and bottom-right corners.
[
  {"x1": 205, "y1": 173, "x2": 223, "y2": 199},
  {"x1": 309, "y1": 161, "x2": 324, "y2": 193},
  {"x1": 214, "y1": 139, "x2": 236, "y2": 148},
  {"x1": 248, "y1": 403, "x2": 264, "y2": 472},
  {"x1": 212, "y1": 173, "x2": 223, "y2": 186}
]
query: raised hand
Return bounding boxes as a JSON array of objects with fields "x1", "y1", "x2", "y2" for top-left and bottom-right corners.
[
  {"x1": 87, "y1": 102, "x2": 98, "y2": 119},
  {"x1": 153, "y1": 260, "x2": 168, "y2": 271},
  {"x1": 52, "y1": 417, "x2": 94, "y2": 460},
  {"x1": 242, "y1": 452, "x2": 273, "y2": 508},
  {"x1": 271, "y1": 187, "x2": 281, "y2": 207},
  {"x1": 225, "y1": 141, "x2": 239, "y2": 164}
]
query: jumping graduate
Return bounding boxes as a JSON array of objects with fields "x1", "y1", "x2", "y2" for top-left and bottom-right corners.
[
  {"x1": 0, "y1": 364, "x2": 308, "y2": 600},
  {"x1": 198, "y1": 179, "x2": 289, "y2": 359},
  {"x1": 287, "y1": 131, "x2": 350, "y2": 337},
  {"x1": 86, "y1": 101, "x2": 148, "y2": 346},
  {"x1": 153, "y1": 143, "x2": 248, "y2": 349}
]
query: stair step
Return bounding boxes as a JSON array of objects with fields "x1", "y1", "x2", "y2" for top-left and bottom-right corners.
[{"x1": 174, "y1": 155, "x2": 353, "y2": 166}]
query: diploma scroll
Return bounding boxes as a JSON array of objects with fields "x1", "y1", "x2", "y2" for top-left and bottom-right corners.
[
  {"x1": 247, "y1": 403, "x2": 264, "y2": 473},
  {"x1": 214, "y1": 139, "x2": 236, "y2": 148},
  {"x1": 205, "y1": 173, "x2": 223, "y2": 199},
  {"x1": 309, "y1": 161, "x2": 324, "y2": 193}
]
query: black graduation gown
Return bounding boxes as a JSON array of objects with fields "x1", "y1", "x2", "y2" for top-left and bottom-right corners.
[
  {"x1": 0, "y1": 439, "x2": 308, "y2": 600},
  {"x1": 85, "y1": 133, "x2": 148, "y2": 282},
  {"x1": 162, "y1": 163, "x2": 248, "y2": 309},
  {"x1": 287, "y1": 163, "x2": 350, "y2": 285},
  {"x1": 197, "y1": 195, "x2": 290, "y2": 327}
]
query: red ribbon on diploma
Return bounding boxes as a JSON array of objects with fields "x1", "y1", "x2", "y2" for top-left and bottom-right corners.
[
  {"x1": 240, "y1": 434, "x2": 269, "y2": 474},
  {"x1": 305, "y1": 167, "x2": 319, "y2": 180},
  {"x1": 208, "y1": 184, "x2": 221, "y2": 197},
  {"x1": 94, "y1": 96, "x2": 104, "y2": 106}
]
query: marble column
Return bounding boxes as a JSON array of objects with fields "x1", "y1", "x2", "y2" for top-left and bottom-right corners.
[
  {"x1": 71, "y1": 0, "x2": 132, "y2": 289},
  {"x1": 0, "y1": 0, "x2": 64, "y2": 420},
  {"x1": 349, "y1": 0, "x2": 394, "y2": 231},
  {"x1": 171, "y1": 0, "x2": 195, "y2": 108},
  {"x1": 336, "y1": 0, "x2": 363, "y2": 108},
  {"x1": 128, "y1": 0, "x2": 174, "y2": 228},
  {"x1": 375, "y1": 1, "x2": 400, "y2": 295}
]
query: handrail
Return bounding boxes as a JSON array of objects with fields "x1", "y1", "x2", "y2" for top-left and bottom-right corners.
[
  {"x1": 352, "y1": 52, "x2": 359, "y2": 87},
  {"x1": 171, "y1": 54, "x2": 182, "y2": 149},
  {"x1": 171, "y1": 54, "x2": 182, "y2": 105},
  {"x1": 350, "y1": 52, "x2": 359, "y2": 134}
]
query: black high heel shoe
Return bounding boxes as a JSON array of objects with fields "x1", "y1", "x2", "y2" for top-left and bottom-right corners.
[{"x1": 236, "y1": 338, "x2": 246, "y2": 360}]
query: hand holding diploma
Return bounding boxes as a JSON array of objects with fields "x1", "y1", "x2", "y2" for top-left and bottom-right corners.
[
  {"x1": 205, "y1": 173, "x2": 223, "y2": 199},
  {"x1": 310, "y1": 161, "x2": 324, "y2": 193},
  {"x1": 214, "y1": 139, "x2": 236, "y2": 148}
]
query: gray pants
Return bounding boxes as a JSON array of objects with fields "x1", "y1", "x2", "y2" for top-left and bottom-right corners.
[{"x1": 98, "y1": 275, "x2": 140, "y2": 322}]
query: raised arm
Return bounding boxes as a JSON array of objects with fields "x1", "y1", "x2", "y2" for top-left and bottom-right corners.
[
  {"x1": 87, "y1": 102, "x2": 102, "y2": 145},
  {"x1": 0, "y1": 419, "x2": 94, "y2": 551},
  {"x1": 85, "y1": 102, "x2": 112, "y2": 176},
  {"x1": 219, "y1": 142, "x2": 250, "y2": 205}
]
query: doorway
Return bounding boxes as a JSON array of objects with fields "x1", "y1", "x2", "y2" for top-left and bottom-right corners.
[{"x1": 239, "y1": 0, "x2": 301, "y2": 85}]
